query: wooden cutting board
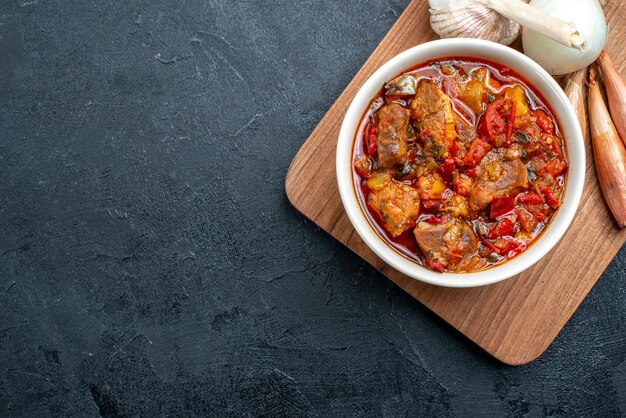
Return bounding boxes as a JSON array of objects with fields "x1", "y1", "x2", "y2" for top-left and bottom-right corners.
[{"x1": 285, "y1": 0, "x2": 626, "y2": 365}]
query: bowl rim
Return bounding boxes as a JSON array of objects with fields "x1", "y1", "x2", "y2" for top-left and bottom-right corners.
[{"x1": 336, "y1": 38, "x2": 585, "y2": 288}]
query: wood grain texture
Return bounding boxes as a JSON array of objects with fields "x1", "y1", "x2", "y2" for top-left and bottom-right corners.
[{"x1": 285, "y1": 0, "x2": 626, "y2": 365}]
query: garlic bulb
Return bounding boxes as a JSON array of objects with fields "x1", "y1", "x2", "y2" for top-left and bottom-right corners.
[
  {"x1": 429, "y1": 0, "x2": 524, "y2": 45},
  {"x1": 429, "y1": 0, "x2": 585, "y2": 49},
  {"x1": 522, "y1": 0, "x2": 607, "y2": 75}
]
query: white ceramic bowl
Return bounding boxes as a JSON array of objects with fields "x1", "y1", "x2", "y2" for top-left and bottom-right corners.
[{"x1": 336, "y1": 39, "x2": 585, "y2": 288}]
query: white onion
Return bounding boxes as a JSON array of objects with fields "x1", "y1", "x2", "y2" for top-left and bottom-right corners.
[{"x1": 522, "y1": 0, "x2": 608, "y2": 75}]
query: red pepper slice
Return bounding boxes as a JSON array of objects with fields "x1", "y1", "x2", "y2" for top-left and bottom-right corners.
[
  {"x1": 425, "y1": 258, "x2": 445, "y2": 273},
  {"x1": 539, "y1": 184, "x2": 559, "y2": 209},
  {"x1": 535, "y1": 109, "x2": 554, "y2": 134},
  {"x1": 426, "y1": 215, "x2": 447, "y2": 225},
  {"x1": 517, "y1": 192, "x2": 543, "y2": 205},
  {"x1": 545, "y1": 158, "x2": 567, "y2": 177},
  {"x1": 465, "y1": 167, "x2": 478, "y2": 178},
  {"x1": 522, "y1": 205, "x2": 548, "y2": 222},
  {"x1": 479, "y1": 103, "x2": 505, "y2": 138},
  {"x1": 368, "y1": 125, "x2": 377, "y2": 156},
  {"x1": 509, "y1": 244, "x2": 526, "y2": 257},
  {"x1": 460, "y1": 137, "x2": 491, "y2": 167},
  {"x1": 479, "y1": 99, "x2": 516, "y2": 146},
  {"x1": 449, "y1": 140, "x2": 458, "y2": 159},
  {"x1": 516, "y1": 207, "x2": 538, "y2": 233},
  {"x1": 504, "y1": 240, "x2": 527, "y2": 258},
  {"x1": 490, "y1": 196, "x2": 515, "y2": 219},
  {"x1": 437, "y1": 157, "x2": 455, "y2": 181},
  {"x1": 487, "y1": 218, "x2": 515, "y2": 239},
  {"x1": 506, "y1": 100, "x2": 516, "y2": 143},
  {"x1": 482, "y1": 239, "x2": 500, "y2": 254}
]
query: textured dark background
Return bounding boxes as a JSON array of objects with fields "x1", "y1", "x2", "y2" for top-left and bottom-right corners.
[{"x1": 1, "y1": 0, "x2": 625, "y2": 416}]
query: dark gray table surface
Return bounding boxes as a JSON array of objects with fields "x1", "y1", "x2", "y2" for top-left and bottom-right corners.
[{"x1": 1, "y1": 0, "x2": 625, "y2": 416}]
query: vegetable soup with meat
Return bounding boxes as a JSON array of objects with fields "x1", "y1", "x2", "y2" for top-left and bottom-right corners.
[{"x1": 352, "y1": 58, "x2": 568, "y2": 273}]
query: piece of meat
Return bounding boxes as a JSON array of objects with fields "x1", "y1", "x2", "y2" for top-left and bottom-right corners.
[
  {"x1": 455, "y1": 114, "x2": 475, "y2": 144},
  {"x1": 410, "y1": 79, "x2": 457, "y2": 158},
  {"x1": 368, "y1": 181, "x2": 420, "y2": 237},
  {"x1": 374, "y1": 103, "x2": 410, "y2": 169},
  {"x1": 469, "y1": 149, "x2": 529, "y2": 211},
  {"x1": 413, "y1": 218, "x2": 478, "y2": 266}
]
